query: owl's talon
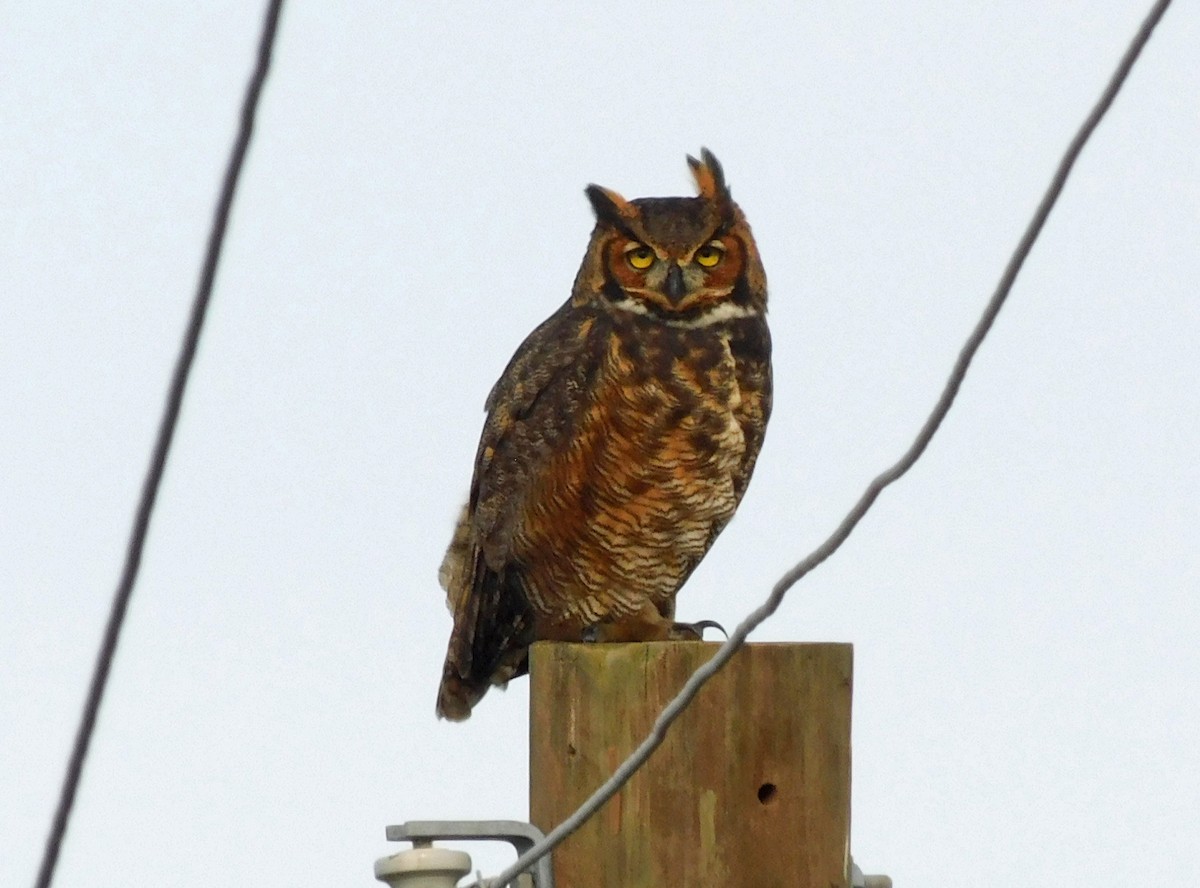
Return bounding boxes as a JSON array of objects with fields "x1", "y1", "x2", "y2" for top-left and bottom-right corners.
[
  {"x1": 581, "y1": 624, "x2": 601, "y2": 643},
  {"x1": 692, "y1": 619, "x2": 729, "y2": 640},
  {"x1": 669, "y1": 619, "x2": 728, "y2": 641}
]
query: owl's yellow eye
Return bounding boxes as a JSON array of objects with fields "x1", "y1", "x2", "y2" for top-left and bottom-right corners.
[
  {"x1": 626, "y1": 246, "x2": 655, "y2": 270},
  {"x1": 694, "y1": 243, "x2": 724, "y2": 268}
]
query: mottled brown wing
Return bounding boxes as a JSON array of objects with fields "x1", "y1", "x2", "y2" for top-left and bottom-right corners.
[
  {"x1": 436, "y1": 300, "x2": 601, "y2": 720},
  {"x1": 729, "y1": 315, "x2": 773, "y2": 501},
  {"x1": 471, "y1": 302, "x2": 601, "y2": 561}
]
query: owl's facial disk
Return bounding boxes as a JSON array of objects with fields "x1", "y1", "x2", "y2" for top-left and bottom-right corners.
[
  {"x1": 606, "y1": 234, "x2": 745, "y2": 314},
  {"x1": 578, "y1": 150, "x2": 766, "y2": 322}
]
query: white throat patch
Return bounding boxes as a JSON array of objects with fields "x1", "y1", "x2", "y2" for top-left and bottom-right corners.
[{"x1": 608, "y1": 298, "x2": 760, "y2": 328}]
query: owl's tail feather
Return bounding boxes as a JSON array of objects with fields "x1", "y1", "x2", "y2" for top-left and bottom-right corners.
[
  {"x1": 436, "y1": 672, "x2": 483, "y2": 721},
  {"x1": 436, "y1": 549, "x2": 534, "y2": 721},
  {"x1": 436, "y1": 578, "x2": 487, "y2": 720},
  {"x1": 436, "y1": 642, "x2": 528, "y2": 720}
]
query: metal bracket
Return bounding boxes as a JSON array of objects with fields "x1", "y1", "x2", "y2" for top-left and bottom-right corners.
[{"x1": 385, "y1": 820, "x2": 554, "y2": 888}]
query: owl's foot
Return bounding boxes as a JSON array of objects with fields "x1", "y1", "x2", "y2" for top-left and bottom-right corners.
[
  {"x1": 579, "y1": 604, "x2": 726, "y2": 643},
  {"x1": 668, "y1": 619, "x2": 728, "y2": 641}
]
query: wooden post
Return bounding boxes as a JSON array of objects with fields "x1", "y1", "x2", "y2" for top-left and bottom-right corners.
[{"x1": 529, "y1": 642, "x2": 853, "y2": 888}]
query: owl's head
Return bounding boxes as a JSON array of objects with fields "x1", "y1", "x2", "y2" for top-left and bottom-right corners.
[{"x1": 573, "y1": 149, "x2": 766, "y2": 324}]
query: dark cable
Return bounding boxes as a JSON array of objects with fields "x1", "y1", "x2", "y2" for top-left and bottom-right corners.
[
  {"x1": 481, "y1": 0, "x2": 1175, "y2": 883},
  {"x1": 32, "y1": 2, "x2": 286, "y2": 886}
]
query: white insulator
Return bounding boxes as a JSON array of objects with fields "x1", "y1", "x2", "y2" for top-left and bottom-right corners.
[
  {"x1": 373, "y1": 844, "x2": 472, "y2": 888},
  {"x1": 850, "y1": 856, "x2": 892, "y2": 888}
]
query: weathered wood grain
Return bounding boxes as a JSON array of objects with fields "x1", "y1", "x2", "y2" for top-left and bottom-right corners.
[{"x1": 529, "y1": 642, "x2": 853, "y2": 888}]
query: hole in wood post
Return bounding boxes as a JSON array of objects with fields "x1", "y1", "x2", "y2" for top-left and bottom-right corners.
[{"x1": 757, "y1": 782, "x2": 777, "y2": 805}]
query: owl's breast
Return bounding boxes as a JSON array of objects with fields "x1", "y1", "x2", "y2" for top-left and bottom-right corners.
[{"x1": 513, "y1": 314, "x2": 752, "y2": 629}]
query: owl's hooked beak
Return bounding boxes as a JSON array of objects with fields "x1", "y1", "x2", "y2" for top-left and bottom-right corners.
[{"x1": 664, "y1": 264, "x2": 686, "y2": 305}]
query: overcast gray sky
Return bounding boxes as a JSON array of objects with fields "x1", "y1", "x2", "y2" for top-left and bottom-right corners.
[{"x1": 3, "y1": 3, "x2": 1197, "y2": 886}]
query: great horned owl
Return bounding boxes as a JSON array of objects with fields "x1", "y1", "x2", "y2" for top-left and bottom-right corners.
[{"x1": 437, "y1": 150, "x2": 771, "y2": 720}]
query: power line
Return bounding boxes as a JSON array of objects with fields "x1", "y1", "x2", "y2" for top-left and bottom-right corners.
[
  {"x1": 31, "y1": 3, "x2": 286, "y2": 886},
  {"x1": 477, "y1": 0, "x2": 1175, "y2": 884}
]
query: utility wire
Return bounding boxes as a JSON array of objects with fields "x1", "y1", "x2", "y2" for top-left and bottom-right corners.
[
  {"x1": 479, "y1": 0, "x2": 1174, "y2": 885},
  {"x1": 31, "y1": 3, "x2": 286, "y2": 886}
]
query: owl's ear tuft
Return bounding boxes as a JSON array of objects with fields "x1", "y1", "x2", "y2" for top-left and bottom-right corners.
[
  {"x1": 585, "y1": 185, "x2": 636, "y2": 228},
  {"x1": 687, "y1": 148, "x2": 731, "y2": 207}
]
